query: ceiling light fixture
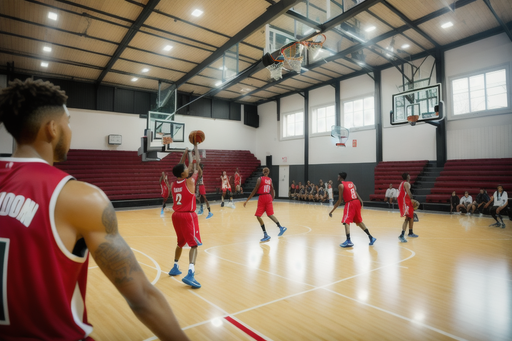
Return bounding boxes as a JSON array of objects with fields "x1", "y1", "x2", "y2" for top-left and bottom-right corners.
[
  {"x1": 215, "y1": 81, "x2": 222, "y2": 87},
  {"x1": 131, "y1": 77, "x2": 138, "y2": 82},
  {"x1": 441, "y1": 22, "x2": 453, "y2": 29},
  {"x1": 401, "y1": 44, "x2": 410, "y2": 49},
  {"x1": 365, "y1": 26, "x2": 376, "y2": 32},
  {"x1": 191, "y1": 9, "x2": 203, "y2": 17},
  {"x1": 48, "y1": 12, "x2": 58, "y2": 20},
  {"x1": 142, "y1": 68, "x2": 149, "y2": 73},
  {"x1": 163, "y1": 45, "x2": 173, "y2": 51},
  {"x1": 43, "y1": 46, "x2": 52, "y2": 52},
  {"x1": 41, "y1": 62, "x2": 49, "y2": 67}
]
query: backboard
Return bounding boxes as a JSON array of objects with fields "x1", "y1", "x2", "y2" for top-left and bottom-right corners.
[{"x1": 391, "y1": 83, "x2": 443, "y2": 125}]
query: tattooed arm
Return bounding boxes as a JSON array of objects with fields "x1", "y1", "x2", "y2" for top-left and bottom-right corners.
[{"x1": 55, "y1": 180, "x2": 189, "y2": 341}]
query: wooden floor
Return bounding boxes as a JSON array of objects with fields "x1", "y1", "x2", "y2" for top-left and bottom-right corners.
[{"x1": 86, "y1": 200, "x2": 512, "y2": 341}]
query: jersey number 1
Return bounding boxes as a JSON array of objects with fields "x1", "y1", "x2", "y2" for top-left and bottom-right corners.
[
  {"x1": 0, "y1": 238, "x2": 10, "y2": 325},
  {"x1": 264, "y1": 185, "x2": 270, "y2": 193}
]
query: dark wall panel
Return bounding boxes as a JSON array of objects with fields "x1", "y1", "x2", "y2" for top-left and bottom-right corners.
[
  {"x1": 230, "y1": 102, "x2": 241, "y2": 121},
  {"x1": 212, "y1": 98, "x2": 229, "y2": 119},
  {"x1": 97, "y1": 85, "x2": 114, "y2": 111},
  {"x1": 244, "y1": 104, "x2": 259, "y2": 128},
  {"x1": 115, "y1": 88, "x2": 135, "y2": 114},
  {"x1": 134, "y1": 91, "x2": 151, "y2": 115},
  {"x1": 189, "y1": 97, "x2": 211, "y2": 117}
]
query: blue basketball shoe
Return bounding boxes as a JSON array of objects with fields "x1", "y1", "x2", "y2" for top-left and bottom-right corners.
[
  {"x1": 278, "y1": 226, "x2": 287, "y2": 236},
  {"x1": 340, "y1": 240, "x2": 354, "y2": 248},
  {"x1": 168, "y1": 264, "x2": 182, "y2": 276},
  {"x1": 182, "y1": 270, "x2": 201, "y2": 288}
]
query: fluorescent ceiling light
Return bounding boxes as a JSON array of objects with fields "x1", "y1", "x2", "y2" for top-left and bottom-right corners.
[
  {"x1": 365, "y1": 26, "x2": 376, "y2": 32},
  {"x1": 401, "y1": 44, "x2": 410, "y2": 49},
  {"x1": 48, "y1": 12, "x2": 58, "y2": 20},
  {"x1": 219, "y1": 66, "x2": 225, "y2": 70},
  {"x1": 131, "y1": 77, "x2": 138, "y2": 82},
  {"x1": 191, "y1": 9, "x2": 203, "y2": 17},
  {"x1": 41, "y1": 62, "x2": 49, "y2": 67},
  {"x1": 356, "y1": 61, "x2": 365, "y2": 66},
  {"x1": 215, "y1": 81, "x2": 222, "y2": 87},
  {"x1": 345, "y1": 31, "x2": 366, "y2": 43},
  {"x1": 441, "y1": 22, "x2": 453, "y2": 29},
  {"x1": 43, "y1": 46, "x2": 52, "y2": 52},
  {"x1": 163, "y1": 45, "x2": 173, "y2": 51},
  {"x1": 141, "y1": 68, "x2": 149, "y2": 73}
]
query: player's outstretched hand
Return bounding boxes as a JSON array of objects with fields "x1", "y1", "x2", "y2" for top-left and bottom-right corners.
[
  {"x1": 243, "y1": 201, "x2": 247, "y2": 208},
  {"x1": 329, "y1": 212, "x2": 332, "y2": 218}
]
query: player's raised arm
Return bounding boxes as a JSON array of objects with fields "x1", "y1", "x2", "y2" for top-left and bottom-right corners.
[
  {"x1": 244, "y1": 177, "x2": 261, "y2": 207},
  {"x1": 179, "y1": 147, "x2": 189, "y2": 165},
  {"x1": 329, "y1": 183, "x2": 344, "y2": 217},
  {"x1": 56, "y1": 181, "x2": 189, "y2": 341},
  {"x1": 194, "y1": 144, "x2": 202, "y2": 179}
]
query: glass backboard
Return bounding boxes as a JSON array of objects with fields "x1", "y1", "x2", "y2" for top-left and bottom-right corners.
[{"x1": 391, "y1": 84, "x2": 443, "y2": 125}]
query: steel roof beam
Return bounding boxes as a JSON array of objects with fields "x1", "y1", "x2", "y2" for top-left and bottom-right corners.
[
  {"x1": 96, "y1": 0, "x2": 160, "y2": 83},
  {"x1": 482, "y1": 0, "x2": 512, "y2": 42}
]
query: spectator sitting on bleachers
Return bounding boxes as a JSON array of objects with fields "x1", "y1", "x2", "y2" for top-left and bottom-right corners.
[
  {"x1": 450, "y1": 191, "x2": 460, "y2": 214},
  {"x1": 485, "y1": 185, "x2": 509, "y2": 228},
  {"x1": 318, "y1": 185, "x2": 327, "y2": 202},
  {"x1": 299, "y1": 185, "x2": 306, "y2": 201},
  {"x1": 456, "y1": 191, "x2": 472, "y2": 214},
  {"x1": 469, "y1": 189, "x2": 490, "y2": 216},
  {"x1": 295, "y1": 182, "x2": 302, "y2": 200},
  {"x1": 319, "y1": 179, "x2": 326, "y2": 191},
  {"x1": 289, "y1": 181, "x2": 296, "y2": 199},
  {"x1": 385, "y1": 184, "x2": 397, "y2": 208}
]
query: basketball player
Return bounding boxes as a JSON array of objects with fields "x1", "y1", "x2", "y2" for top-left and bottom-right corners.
[
  {"x1": 220, "y1": 171, "x2": 235, "y2": 208},
  {"x1": 328, "y1": 172, "x2": 376, "y2": 247},
  {"x1": 397, "y1": 173, "x2": 419, "y2": 242},
  {"x1": 484, "y1": 185, "x2": 508, "y2": 228},
  {"x1": 160, "y1": 171, "x2": 171, "y2": 217},
  {"x1": 234, "y1": 167, "x2": 242, "y2": 194},
  {"x1": 0, "y1": 79, "x2": 188, "y2": 340},
  {"x1": 168, "y1": 145, "x2": 203, "y2": 288},
  {"x1": 243, "y1": 167, "x2": 287, "y2": 242},
  {"x1": 197, "y1": 163, "x2": 213, "y2": 219}
]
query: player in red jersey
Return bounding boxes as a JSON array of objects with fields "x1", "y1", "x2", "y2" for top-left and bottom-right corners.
[
  {"x1": 197, "y1": 163, "x2": 213, "y2": 219},
  {"x1": 0, "y1": 79, "x2": 188, "y2": 340},
  {"x1": 220, "y1": 171, "x2": 235, "y2": 208},
  {"x1": 168, "y1": 145, "x2": 203, "y2": 288},
  {"x1": 243, "y1": 167, "x2": 287, "y2": 242},
  {"x1": 329, "y1": 172, "x2": 376, "y2": 248},
  {"x1": 397, "y1": 172, "x2": 418, "y2": 242},
  {"x1": 160, "y1": 171, "x2": 171, "y2": 217},
  {"x1": 234, "y1": 167, "x2": 243, "y2": 194}
]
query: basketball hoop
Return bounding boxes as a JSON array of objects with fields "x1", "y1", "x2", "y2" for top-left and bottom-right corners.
[
  {"x1": 162, "y1": 135, "x2": 173, "y2": 145},
  {"x1": 281, "y1": 42, "x2": 304, "y2": 73},
  {"x1": 266, "y1": 62, "x2": 283, "y2": 80},
  {"x1": 407, "y1": 115, "x2": 419, "y2": 126},
  {"x1": 302, "y1": 34, "x2": 326, "y2": 58},
  {"x1": 331, "y1": 125, "x2": 349, "y2": 147}
]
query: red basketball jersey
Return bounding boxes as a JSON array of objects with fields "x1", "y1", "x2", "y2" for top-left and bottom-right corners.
[
  {"x1": 342, "y1": 181, "x2": 358, "y2": 202},
  {"x1": 0, "y1": 158, "x2": 93, "y2": 340},
  {"x1": 234, "y1": 173, "x2": 241, "y2": 184},
  {"x1": 171, "y1": 175, "x2": 197, "y2": 212},
  {"x1": 398, "y1": 181, "x2": 409, "y2": 201},
  {"x1": 257, "y1": 176, "x2": 272, "y2": 195}
]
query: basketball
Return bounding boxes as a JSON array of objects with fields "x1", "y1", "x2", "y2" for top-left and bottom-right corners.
[
  {"x1": 188, "y1": 130, "x2": 205, "y2": 145},
  {"x1": 412, "y1": 199, "x2": 420, "y2": 210}
]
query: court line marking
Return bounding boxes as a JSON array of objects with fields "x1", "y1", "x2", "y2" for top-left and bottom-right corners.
[
  {"x1": 131, "y1": 248, "x2": 162, "y2": 285},
  {"x1": 322, "y1": 288, "x2": 468, "y2": 341}
]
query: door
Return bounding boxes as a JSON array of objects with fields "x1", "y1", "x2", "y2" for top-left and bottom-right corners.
[{"x1": 279, "y1": 165, "x2": 289, "y2": 198}]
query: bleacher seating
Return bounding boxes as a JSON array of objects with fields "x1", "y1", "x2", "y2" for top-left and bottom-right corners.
[
  {"x1": 426, "y1": 158, "x2": 512, "y2": 203},
  {"x1": 370, "y1": 160, "x2": 428, "y2": 201},
  {"x1": 54, "y1": 149, "x2": 260, "y2": 201}
]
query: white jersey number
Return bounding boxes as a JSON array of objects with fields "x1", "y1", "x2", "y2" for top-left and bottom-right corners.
[
  {"x1": 0, "y1": 238, "x2": 10, "y2": 325},
  {"x1": 175, "y1": 193, "x2": 182, "y2": 205}
]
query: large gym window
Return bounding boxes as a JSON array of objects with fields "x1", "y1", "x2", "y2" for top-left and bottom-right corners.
[
  {"x1": 452, "y1": 68, "x2": 508, "y2": 115},
  {"x1": 311, "y1": 104, "x2": 335, "y2": 134},
  {"x1": 343, "y1": 96, "x2": 374, "y2": 129},
  {"x1": 282, "y1": 111, "x2": 304, "y2": 138}
]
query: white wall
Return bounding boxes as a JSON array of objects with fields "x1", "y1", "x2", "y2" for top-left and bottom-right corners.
[{"x1": 445, "y1": 33, "x2": 512, "y2": 160}]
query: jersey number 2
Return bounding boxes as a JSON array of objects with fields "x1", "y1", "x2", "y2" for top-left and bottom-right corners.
[
  {"x1": 175, "y1": 193, "x2": 182, "y2": 205},
  {"x1": 0, "y1": 238, "x2": 10, "y2": 325}
]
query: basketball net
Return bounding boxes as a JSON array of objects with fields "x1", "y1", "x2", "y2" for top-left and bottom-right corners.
[
  {"x1": 302, "y1": 34, "x2": 326, "y2": 59},
  {"x1": 266, "y1": 62, "x2": 283, "y2": 80},
  {"x1": 281, "y1": 42, "x2": 304, "y2": 73},
  {"x1": 331, "y1": 125, "x2": 349, "y2": 147}
]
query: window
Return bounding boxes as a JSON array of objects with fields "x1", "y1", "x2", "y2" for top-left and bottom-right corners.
[
  {"x1": 452, "y1": 68, "x2": 508, "y2": 115},
  {"x1": 311, "y1": 104, "x2": 335, "y2": 134},
  {"x1": 282, "y1": 111, "x2": 303, "y2": 138},
  {"x1": 343, "y1": 96, "x2": 374, "y2": 129}
]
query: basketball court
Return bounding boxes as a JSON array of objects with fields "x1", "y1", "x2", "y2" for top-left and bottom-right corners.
[{"x1": 85, "y1": 201, "x2": 512, "y2": 341}]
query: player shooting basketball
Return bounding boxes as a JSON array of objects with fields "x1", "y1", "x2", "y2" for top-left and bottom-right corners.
[
  {"x1": 168, "y1": 145, "x2": 203, "y2": 288},
  {"x1": 397, "y1": 172, "x2": 419, "y2": 242},
  {"x1": 0, "y1": 78, "x2": 188, "y2": 340},
  {"x1": 243, "y1": 167, "x2": 287, "y2": 242},
  {"x1": 329, "y1": 172, "x2": 376, "y2": 248}
]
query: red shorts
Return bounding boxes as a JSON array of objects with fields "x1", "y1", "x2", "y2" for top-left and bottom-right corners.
[
  {"x1": 255, "y1": 194, "x2": 274, "y2": 217},
  {"x1": 222, "y1": 185, "x2": 231, "y2": 193},
  {"x1": 399, "y1": 196, "x2": 414, "y2": 219},
  {"x1": 171, "y1": 212, "x2": 202, "y2": 248},
  {"x1": 342, "y1": 200, "x2": 363, "y2": 224},
  {"x1": 161, "y1": 183, "x2": 169, "y2": 198},
  {"x1": 235, "y1": 181, "x2": 241, "y2": 187},
  {"x1": 199, "y1": 184, "x2": 206, "y2": 196}
]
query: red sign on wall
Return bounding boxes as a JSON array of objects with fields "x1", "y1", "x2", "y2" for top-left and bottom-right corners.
[{"x1": 352, "y1": 139, "x2": 357, "y2": 147}]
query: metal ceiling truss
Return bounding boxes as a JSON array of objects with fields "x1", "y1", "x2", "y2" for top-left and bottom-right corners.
[{"x1": 482, "y1": 0, "x2": 512, "y2": 42}]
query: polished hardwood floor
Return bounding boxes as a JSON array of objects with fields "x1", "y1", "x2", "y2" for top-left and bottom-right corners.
[{"x1": 86, "y1": 200, "x2": 512, "y2": 341}]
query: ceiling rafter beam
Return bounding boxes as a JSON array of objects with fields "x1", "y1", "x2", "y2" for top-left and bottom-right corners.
[
  {"x1": 381, "y1": 1, "x2": 439, "y2": 48},
  {"x1": 482, "y1": 0, "x2": 512, "y2": 42},
  {"x1": 96, "y1": 0, "x2": 161, "y2": 84}
]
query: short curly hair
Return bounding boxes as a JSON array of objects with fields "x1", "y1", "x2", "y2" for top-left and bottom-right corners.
[{"x1": 0, "y1": 78, "x2": 67, "y2": 143}]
